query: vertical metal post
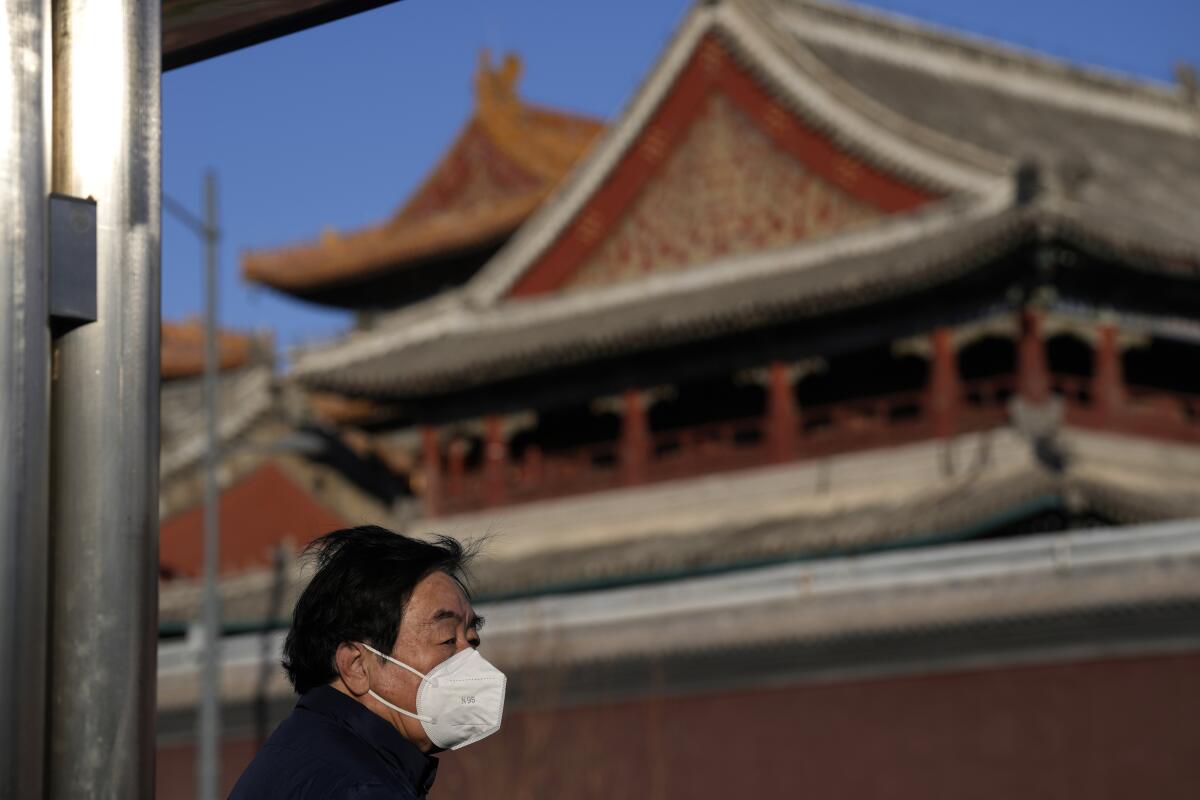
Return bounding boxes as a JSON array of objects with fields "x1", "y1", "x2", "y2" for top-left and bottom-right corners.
[
  {"x1": 0, "y1": 1, "x2": 51, "y2": 797},
  {"x1": 46, "y1": 0, "x2": 161, "y2": 796},
  {"x1": 198, "y1": 169, "x2": 222, "y2": 800}
]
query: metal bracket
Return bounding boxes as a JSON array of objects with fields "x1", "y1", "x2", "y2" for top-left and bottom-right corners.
[{"x1": 49, "y1": 193, "x2": 97, "y2": 329}]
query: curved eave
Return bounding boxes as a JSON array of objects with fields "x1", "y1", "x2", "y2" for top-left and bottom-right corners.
[
  {"x1": 291, "y1": 194, "x2": 1200, "y2": 399},
  {"x1": 242, "y1": 101, "x2": 603, "y2": 302},
  {"x1": 293, "y1": 200, "x2": 1028, "y2": 396},
  {"x1": 161, "y1": 322, "x2": 261, "y2": 380},
  {"x1": 772, "y1": 0, "x2": 1193, "y2": 129},
  {"x1": 463, "y1": 0, "x2": 1009, "y2": 308},
  {"x1": 242, "y1": 190, "x2": 546, "y2": 299}
]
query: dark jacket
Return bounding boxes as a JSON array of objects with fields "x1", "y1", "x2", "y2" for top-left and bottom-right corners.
[{"x1": 229, "y1": 685, "x2": 438, "y2": 799}]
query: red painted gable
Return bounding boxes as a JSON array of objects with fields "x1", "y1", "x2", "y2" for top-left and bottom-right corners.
[
  {"x1": 509, "y1": 35, "x2": 937, "y2": 298},
  {"x1": 159, "y1": 461, "x2": 346, "y2": 578}
]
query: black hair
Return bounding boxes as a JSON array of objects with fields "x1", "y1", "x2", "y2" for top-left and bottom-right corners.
[{"x1": 282, "y1": 525, "x2": 475, "y2": 694}]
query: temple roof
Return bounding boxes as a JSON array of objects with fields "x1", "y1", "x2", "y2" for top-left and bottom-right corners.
[
  {"x1": 290, "y1": 0, "x2": 1200, "y2": 397},
  {"x1": 160, "y1": 319, "x2": 277, "y2": 488},
  {"x1": 157, "y1": 424, "x2": 1200, "y2": 625},
  {"x1": 424, "y1": 426, "x2": 1200, "y2": 598},
  {"x1": 161, "y1": 319, "x2": 265, "y2": 380},
  {"x1": 159, "y1": 363, "x2": 276, "y2": 484},
  {"x1": 241, "y1": 51, "x2": 603, "y2": 307},
  {"x1": 158, "y1": 515, "x2": 1200, "y2": 717}
]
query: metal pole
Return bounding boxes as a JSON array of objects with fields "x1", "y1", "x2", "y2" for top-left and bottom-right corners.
[
  {"x1": 0, "y1": 1, "x2": 51, "y2": 797},
  {"x1": 198, "y1": 169, "x2": 222, "y2": 800},
  {"x1": 46, "y1": 0, "x2": 161, "y2": 796}
]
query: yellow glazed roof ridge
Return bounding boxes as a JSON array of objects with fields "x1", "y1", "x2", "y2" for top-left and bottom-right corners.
[{"x1": 243, "y1": 49, "x2": 604, "y2": 293}]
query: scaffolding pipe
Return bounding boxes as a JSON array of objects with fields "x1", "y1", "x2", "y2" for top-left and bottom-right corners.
[
  {"x1": 198, "y1": 169, "x2": 222, "y2": 800},
  {"x1": 46, "y1": 0, "x2": 161, "y2": 795},
  {"x1": 0, "y1": 1, "x2": 51, "y2": 797}
]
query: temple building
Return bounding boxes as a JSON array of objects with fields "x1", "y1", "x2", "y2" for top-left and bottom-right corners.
[
  {"x1": 158, "y1": 320, "x2": 394, "y2": 581},
  {"x1": 273, "y1": 0, "x2": 1200, "y2": 555},
  {"x1": 242, "y1": 50, "x2": 603, "y2": 317},
  {"x1": 158, "y1": 0, "x2": 1200, "y2": 796}
]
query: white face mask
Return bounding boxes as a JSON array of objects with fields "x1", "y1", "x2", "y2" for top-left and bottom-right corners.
[{"x1": 360, "y1": 643, "x2": 507, "y2": 751}]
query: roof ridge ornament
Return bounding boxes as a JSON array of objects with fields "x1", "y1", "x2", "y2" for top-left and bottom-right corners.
[
  {"x1": 475, "y1": 49, "x2": 523, "y2": 124},
  {"x1": 1013, "y1": 160, "x2": 1042, "y2": 207},
  {"x1": 1013, "y1": 155, "x2": 1094, "y2": 207},
  {"x1": 473, "y1": 48, "x2": 595, "y2": 183}
]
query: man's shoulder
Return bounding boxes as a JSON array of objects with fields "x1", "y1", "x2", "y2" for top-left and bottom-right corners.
[
  {"x1": 230, "y1": 706, "x2": 405, "y2": 799},
  {"x1": 232, "y1": 751, "x2": 420, "y2": 800},
  {"x1": 275, "y1": 702, "x2": 382, "y2": 759}
]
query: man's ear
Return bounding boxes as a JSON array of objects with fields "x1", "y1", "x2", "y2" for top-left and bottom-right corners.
[{"x1": 335, "y1": 643, "x2": 371, "y2": 697}]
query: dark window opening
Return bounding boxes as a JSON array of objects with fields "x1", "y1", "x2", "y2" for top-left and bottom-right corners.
[{"x1": 649, "y1": 376, "x2": 766, "y2": 433}]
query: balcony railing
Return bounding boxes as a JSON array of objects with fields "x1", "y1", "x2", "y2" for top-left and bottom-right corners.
[{"x1": 435, "y1": 373, "x2": 1200, "y2": 515}]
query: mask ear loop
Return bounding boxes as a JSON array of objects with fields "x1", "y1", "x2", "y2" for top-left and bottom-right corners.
[{"x1": 359, "y1": 642, "x2": 434, "y2": 723}]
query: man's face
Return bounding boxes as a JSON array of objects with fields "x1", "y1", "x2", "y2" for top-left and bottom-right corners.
[{"x1": 364, "y1": 570, "x2": 483, "y2": 751}]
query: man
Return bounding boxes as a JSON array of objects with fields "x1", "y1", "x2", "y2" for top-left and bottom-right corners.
[{"x1": 230, "y1": 526, "x2": 505, "y2": 799}]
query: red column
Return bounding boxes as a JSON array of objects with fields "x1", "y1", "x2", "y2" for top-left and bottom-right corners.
[
  {"x1": 484, "y1": 415, "x2": 508, "y2": 507},
  {"x1": 930, "y1": 328, "x2": 960, "y2": 438},
  {"x1": 1018, "y1": 308, "x2": 1051, "y2": 403},
  {"x1": 421, "y1": 425, "x2": 441, "y2": 518},
  {"x1": 620, "y1": 389, "x2": 649, "y2": 486},
  {"x1": 1094, "y1": 322, "x2": 1125, "y2": 425},
  {"x1": 446, "y1": 439, "x2": 466, "y2": 500},
  {"x1": 767, "y1": 362, "x2": 798, "y2": 463}
]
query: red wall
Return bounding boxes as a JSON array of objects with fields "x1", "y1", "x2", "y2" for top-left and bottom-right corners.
[{"x1": 159, "y1": 651, "x2": 1200, "y2": 799}]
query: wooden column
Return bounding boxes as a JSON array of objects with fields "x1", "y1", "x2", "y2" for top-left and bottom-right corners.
[
  {"x1": 446, "y1": 439, "x2": 467, "y2": 500},
  {"x1": 484, "y1": 414, "x2": 508, "y2": 507},
  {"x1": 930, "y1": 328, "x2": 960, "y2": 438},
  {"x1": 767, "y1": 362, "x2": 799, "y2": 463},
  {"x1": 620, "y1": 389, "x2": 649, "y2": 486},
  {"x1": 1018, "y1": 308, "x2": 1051, "y2": 403},
  {"x1": 421, "y1": 425, "x2": 442, "y2": 517},
  {"x1": 1094, "y1": 322, "x2": 1125, "y2": 424}
]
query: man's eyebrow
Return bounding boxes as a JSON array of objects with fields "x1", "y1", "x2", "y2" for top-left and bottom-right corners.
[{"x1": 428, "y1": 609, "x2": 485, "y2": 630}]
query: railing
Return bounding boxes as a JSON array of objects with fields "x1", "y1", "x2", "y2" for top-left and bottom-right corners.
[
  {"x1": 440, "y1": 440, "x2": 624, "y2": 514},
  {"x1": 1113, "y1": 383, "x2": 1200, "y2": 442},
  {"x1": 800, "y1": 389, "x2": 933, "y2": 458},
  {"x1": 516, "y1": 441, "x2": 623, "y2": 501},
  {"x1": 960, "y1": 375, "x2": 1015, "y2": 432},
  {"x1": 650, "y1": 417, "x2": 768, "y2": 482},
  {"x1": 1050, "y1": 373, "x2": 1093, "y2": 407},
  {"x1": 435, "y1": 374, "x2": 1200, "y2": 515}
]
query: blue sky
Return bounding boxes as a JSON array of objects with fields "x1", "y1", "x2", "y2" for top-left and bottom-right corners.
[{"x1": 162, "y1": 0, "x2": 1200, "y2": 358}]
